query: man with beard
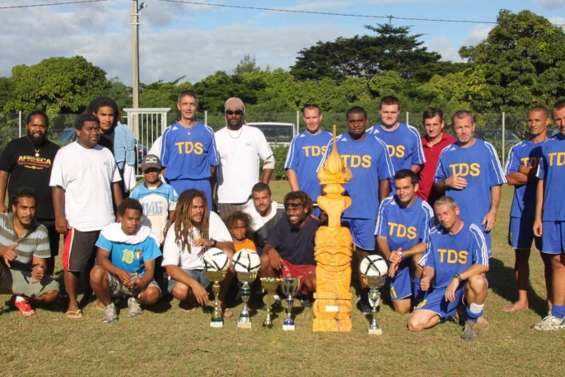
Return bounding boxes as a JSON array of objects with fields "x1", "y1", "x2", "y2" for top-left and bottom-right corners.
[{"x1": 0, "y1": 111, "x2": 60, "y2": 274}]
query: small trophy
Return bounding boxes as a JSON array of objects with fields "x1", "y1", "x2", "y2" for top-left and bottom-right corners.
[
  {"x1": 281, "y1": 277, "x2": 300, "y2": 331},
  {"x1": 366, "y1": 275, "x2": 386, "y2": 335},
  {"x1": 205, "y1": 270, "x2": 227, "y2": 328},
  {"x1": 260, "y1": 277, "x2": 281, "y2": 328},
  {"x1": 236, "y1": 271, "x2": 258, "y2": 328}
]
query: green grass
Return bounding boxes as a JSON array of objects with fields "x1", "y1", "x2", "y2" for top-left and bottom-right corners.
[{"x1": 0, "y1": 184, "x2": 561, "y2": 377}]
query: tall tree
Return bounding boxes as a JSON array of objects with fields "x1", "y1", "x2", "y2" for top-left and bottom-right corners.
[
  {"x1": 291, "y1": 24, "x2": 464, "y2": 81},
  {"x1": 460, "y1": 10, "x2": 565, "y2": 112}
]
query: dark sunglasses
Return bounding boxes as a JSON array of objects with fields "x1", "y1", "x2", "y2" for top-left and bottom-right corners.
[
  {"x1": 226, "y1": 110, "x2": 243, "y2": 116},
  {"x1": 284, "y1": 202, "x2": 304, "y2": 209}
]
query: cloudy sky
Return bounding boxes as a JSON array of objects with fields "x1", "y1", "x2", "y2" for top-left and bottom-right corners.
[{"x1": 0, "y1": 0, "x2": 564, "y2": 85}]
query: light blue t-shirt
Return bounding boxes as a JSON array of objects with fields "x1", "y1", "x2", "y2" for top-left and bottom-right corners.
[
  {"x1": 536, "y1": 133, "x2": 565, "y2": 221},
  {"x1": 284, "y1": 130, "x2": 332, "y2": 203},
  {"x1": 95, "y1": 232, "x2": 162, "y2": 275}
]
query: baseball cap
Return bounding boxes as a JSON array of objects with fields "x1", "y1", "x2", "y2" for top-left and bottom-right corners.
[{"x1": 140, "y1": 154, "x2": 162, "y2": 171}]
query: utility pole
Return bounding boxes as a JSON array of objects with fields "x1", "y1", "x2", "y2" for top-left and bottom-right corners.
[{"x1": 131, "y1": 0, "x2": 141, "y2": 138}]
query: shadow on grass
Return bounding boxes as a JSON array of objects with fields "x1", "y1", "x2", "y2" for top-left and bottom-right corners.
[{"x1": 488, "y1": 257, "x2": 547, "y2": 317}]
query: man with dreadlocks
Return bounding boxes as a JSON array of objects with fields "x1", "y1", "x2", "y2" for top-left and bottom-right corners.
[{"x1": 162, "y1": 189, "x2": 234, "y2": 314}]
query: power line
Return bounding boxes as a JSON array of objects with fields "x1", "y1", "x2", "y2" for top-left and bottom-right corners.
[
  {"x1": 0, "y1": 0, "x2": 108, "y2": 10},
  {"x1": 159, "y1": 0, "x2": 499, "y2": 25}
]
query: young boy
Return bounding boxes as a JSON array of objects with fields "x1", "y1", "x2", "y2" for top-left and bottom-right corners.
[
  {"x1": 227, "y1": 211, "x2": 256, "y2": 252},
  {"x1": 90, "y1": 198, "x2": 162, "y2": 323},
  {"x1": 130, "y1": 154, "x2": 178, "y2": 244}
]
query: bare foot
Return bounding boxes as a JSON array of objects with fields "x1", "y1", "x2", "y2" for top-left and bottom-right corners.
[{"x1": 503, "y1": 302, "x2": 528, "y2": 313}]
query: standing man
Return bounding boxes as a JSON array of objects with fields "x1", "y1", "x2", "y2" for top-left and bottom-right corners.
[
  {"x1": 87, "y1": 97, "x2": 137, "y2": 193},
  {"x1": 368, "y1": 96, "x2": 425, "y2": 176},
  {"x1": 0, "y1": 111, "x2": 60, "y2": 274},
  {"x1": 533, "y1": 99, "x2": 565, "y2": 331},
  {"x1": 375, "y1": 170, "x2": 434, "y2": 313},
  {"x1": 408, "y1": 196, "x2": 489, "y2": 342},
  {"x1": 160, "y1": 91, "x2": 218, "y2": 208},
  {"x1": 285, "y1": 104, "x2": 332, "y2": 210},
  {"x1": 215, "y1": 97, "x2": 275, "y2": 220},
  {"x1": 504, "y1": 107, "x2": 551, "y2": 313},
  {"x1": 50, "y1": 113, "x2": 123, "y2": 319},
  {"x1": 434, "y1": 111, "x2": 506, "y2": 257},
  {"x1": 417, "y1": 108, "x2": 456, "y2": 203}
]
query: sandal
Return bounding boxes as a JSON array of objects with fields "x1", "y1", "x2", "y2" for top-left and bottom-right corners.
[{"x1": 65, "y1": 308, "x2": 83, "y2": 319}]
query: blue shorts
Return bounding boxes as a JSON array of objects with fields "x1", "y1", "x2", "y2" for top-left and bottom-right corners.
[
  {"x1": 168, "y1": 178, "x2": 213, "y2": 210},
  {"x1": 415, "y1": 286, "x2": 464, "y2": 320},
  {"x1": 541, "y1": 221, "x2": 565, "y2": 255},
  {"x1": 167, "y1": 269, "x2": 210, "y2": 294},
  {"x1": 342, "y1": 217, "x2": 376, "y2": 251},
  {"x1": 508, "y1": 216, "x2": 541, "y2": 250},
  {"x1": 389, "y1": 260, "x2": 413, "y2": 301}
]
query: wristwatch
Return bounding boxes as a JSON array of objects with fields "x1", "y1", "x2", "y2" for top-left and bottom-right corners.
[{"x1": 453, "y1": 273, "x2": 462, "y2": 282}]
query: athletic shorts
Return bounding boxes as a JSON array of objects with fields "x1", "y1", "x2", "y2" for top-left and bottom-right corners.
[
  {"x1": 63, "y1": 228, "x2": 100, "y2": 273},
  {"x1": 541, "y1": 221, "x2": 565, "y2": 255},
  {"x1": 508, "y1": 216, "x2": 541, "y2": 250},
  {"x1": 167, "y1": 269, "x2": 210, "y2": 294},
  {"x1": 342, "y1": 217, "x2": 376, "y2": 251},
  {"x1": 415, "y1": 286, "x2": 464, "y2": 320},
  {"x1": 169, "y1": 178, "x2": 213, "y2": 210},
  {"x1": 389, "y1": 260, "x2": 413, "y2": 301},
  {"x1": 107, "y1": 272, "x2": 160, "y2": 297},
  {"x1": 0, "y1": 262, "x2": 59, "y2": 297},
  {"x1": 280, "y1": 259, "x2": 315, "y2": 280}
]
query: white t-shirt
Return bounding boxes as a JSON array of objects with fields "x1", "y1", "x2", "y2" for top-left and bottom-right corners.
[
  {"x1": 215, "y1": 125, "x2": 274, "y2": 204},
  {"x1": 244, "y1": 200, "x2": 282, "y2": 232},
  {"x1": 49, "y1": 142, "x2": 121, "y2": 232},
  {"x1": 161, "y1": 211, "x2": 232, "y2": 270}
]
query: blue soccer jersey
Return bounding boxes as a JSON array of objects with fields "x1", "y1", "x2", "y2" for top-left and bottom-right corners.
[
  {"x1": 422, "y1": 223, "x2": 489, "y2": 289},
  {"x1": 375, "y1": 196, "x2": 434, "y2": 251},
  {"x1": 96, "y1": 230, "x2": 162, "y2": 275},
  {"x1": 160, "y1": 122, "x2": 218, "y2": 181},
  {"x1": 368, "y1": 122, "x2": 425, "y2": 172},
  {"x1": 130, "y1": 182, "x2": 178, "y2": 243},
  {"x1": 505, "y1": 140, "x2": 544, "y2": 219},
  {"x1": 284, "y1": 130, "x2": 332, "y2": 203},
  {"x1": 321, "y1": 133, "x2": 394, "y2": 219},
  {"x1": 435, "y1": 139, "x2": 506, "y2": 226},
  {"x1": 536, "y1": 133, "x2": 565, "y2": 221}
]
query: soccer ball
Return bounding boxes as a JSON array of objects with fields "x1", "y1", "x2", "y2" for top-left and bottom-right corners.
[
  {"x1": 203, "y1": 248, "x2": 229, "y2": 272},
  {"x1": 359, "y1": 255, "x2": 388, "y2": 277},
  {"x1": 233, "y1": 249, "x2": 261, "y2": 274}
]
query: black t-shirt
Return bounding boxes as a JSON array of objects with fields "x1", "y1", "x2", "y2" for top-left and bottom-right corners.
[
  {"x1": 267, "y1": 215, "x2": 319, "y2": 265},
  {"x1": 99, "y1": 129, "x2": 115, "y2": 153},
  {"x1": 0, "y1": 137, "x2": 60, "y2": 220},
  {"x1": 254, "y1": 209, "x2": 284, "y2": 254}
]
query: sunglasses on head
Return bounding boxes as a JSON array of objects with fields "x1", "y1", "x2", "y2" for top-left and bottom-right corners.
[{"x1": 225, "y1": 110, "x2": 243, "y2": 116}]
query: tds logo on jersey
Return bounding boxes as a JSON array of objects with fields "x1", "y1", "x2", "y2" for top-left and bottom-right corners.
[
  {"x1": 340, "y1": 154, "x2": 372, "y2": 168},
  {"x1": 449, "y1": 163, "x2": 480, "y2": 177},
  {"x1": 548, "y1": 152, "x2": 565, "y2": 166},
  {"x1": 175, "y1": 141, "x2": 204, "y2": 155},
  {"x1": 302, "y1": 145, "x2": 327, "y2": 157},
  {"x1": 388, "y1": 222, "x2": 417, "y2": 239},
  {"x1": 438, "y1": 248, "x2": 468, "y2": 264},
  {"x1": 386, "y1": 144, "x2": 405, "y2": 158}
]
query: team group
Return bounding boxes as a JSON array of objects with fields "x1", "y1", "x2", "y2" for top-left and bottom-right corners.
[{"x1": 0, "y1": 91, "x2": 564, "y2": 339}]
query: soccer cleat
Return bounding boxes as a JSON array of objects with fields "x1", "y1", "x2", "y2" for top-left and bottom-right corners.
[
  {"x1": 127, "y1": 297, "x2": 143, "y2": 318},
  {"x1": 14, "y1": 296, "x2": 35, "y2": 317},
  {"x1": 461, "y1": 319, "x2": 479, "y2": 341},
  {"x1": 102, "y1": 302, "x2": 118, "y2": 323},
  {"x1": 533, "y1": 315, "x2": 565, "y2": 331}
]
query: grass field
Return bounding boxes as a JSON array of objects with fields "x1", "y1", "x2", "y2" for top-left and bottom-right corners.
[{"x1": 0, "y1": 183, "x2": 562, "y2": 377}]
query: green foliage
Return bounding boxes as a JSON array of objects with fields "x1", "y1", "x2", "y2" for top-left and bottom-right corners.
[
  {"x1": 4, "y1": 56, "x2": 111, "y2": 114},
  {"x1": 460, "y1": 9, "x2": 565, "y2": 113},
  {"x1": 291, "y1": 24, "x2": 465, "y2": 82},
  {"x1": 272, "y1": 145, "x2": 289, "y2": 180},
  {"x1": 234, "y1": 54, "x2": 261, "y2": 75},
  {"x1": 0, "y1": 77, "x2": 13, "y2": 111}
]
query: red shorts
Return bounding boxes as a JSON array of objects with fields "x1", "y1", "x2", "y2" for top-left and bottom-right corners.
[{"x1": 280, "y1": 259, "x2": 315, "y2": 280}]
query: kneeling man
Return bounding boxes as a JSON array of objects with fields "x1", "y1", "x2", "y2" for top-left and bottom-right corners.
[
  {"x1": 90, "y1": 199, "x2": 161, "y2": 323},
  {"x1": 261, "y1": 191, "x2": 319, "y2": 301},
  {"x1": 408, "y1": 196, "x2": 489, "y2": 341},
  {"x1": 0, "y1": 188, "x2": 59, "y2": 316}
]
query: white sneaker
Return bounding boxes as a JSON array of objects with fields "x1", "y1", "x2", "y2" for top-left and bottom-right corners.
[
  {"x1": 127, "y1": 297, "x2": 143, "y2": 317},
  {"x1": 533, "y1": 315, "x2": 565, "y2": 331},
  {"x1": 103, "y1": 303, "x2": 118, "y2": 323}
]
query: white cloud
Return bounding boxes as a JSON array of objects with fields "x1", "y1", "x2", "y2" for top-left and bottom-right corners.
[
  {"x1": 536, "y1": 0, "x2": 565, "y2": 9},
  {"x1": 281, "y1": 1, "x2": 352, "y2": 12},
  {"x1": 549, "y1": 16, "x2": 565, "y2": 29},
  {"x1": 462, "y1": 25, "x2": 493, "y2": 47},
  {"x1": 425, "y1": 37, "x2": 462, "y2": 62}
]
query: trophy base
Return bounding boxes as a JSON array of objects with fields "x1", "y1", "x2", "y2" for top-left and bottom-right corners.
[
  {"x1": 210, "y1": 321, "x2": 224, "y2": 328},
  {"x1": 368, "y1": 328, "x2": 383, "y2": 336},
  {"x1": 237, "y1": 321, "x2": 252, "y2": 329},
  {"x1": 282, "y1": 324, "x2": 296, "y2": 331}
]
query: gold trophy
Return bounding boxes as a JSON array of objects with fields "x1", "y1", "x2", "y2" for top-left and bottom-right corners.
[
  {"x1": 203, "y1": 249, "x2": 229, "y2": 328},
  {"x1": 281, "y1": 277, "x2": 300, "y2": 331},
  {"x1": 260, "y1": 277, "x2": 281, "y2": 328},
  {"x1": 236, "y1": 271, "x2": 257, "y2": 329}
]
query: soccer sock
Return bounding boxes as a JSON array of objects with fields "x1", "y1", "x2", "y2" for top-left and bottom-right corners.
[
  {"x1": 465, "y1": 303, "x2": 484, "y2": 321},
  {"x1": 551, "y1": 304, "x2": 565, "y2": 319}
]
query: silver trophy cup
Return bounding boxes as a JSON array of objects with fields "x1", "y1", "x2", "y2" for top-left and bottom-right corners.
[
  {"x1": 236, "y1": 271, "x2": 258, "y2": 329},
  {"x1": 280, "y1": 277, "x2": 300, "y2": 331}
]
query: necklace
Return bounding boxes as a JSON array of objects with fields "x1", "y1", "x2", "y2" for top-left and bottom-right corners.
[
  {"x1": 227, "y1": 126, "x2": 243, "y2": 139},
  {"x1": 34, "y1": 148, "x2": 40, "y2": 158}
]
